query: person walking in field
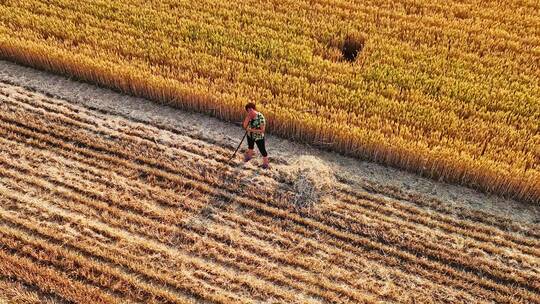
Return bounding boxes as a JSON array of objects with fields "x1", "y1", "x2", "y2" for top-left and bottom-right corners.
[{"x1": 243, "y1": 102, "x2": 270, "y2": 169}]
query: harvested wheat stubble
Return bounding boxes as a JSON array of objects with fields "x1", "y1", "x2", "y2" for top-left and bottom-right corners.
[{"x1": 0, "y1": 81, "x2": 539, "y2": 304}]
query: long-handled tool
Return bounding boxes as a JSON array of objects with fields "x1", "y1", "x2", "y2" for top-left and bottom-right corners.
[{"x1": 228, "y1": 131, "x2": 248, "y2": 162}]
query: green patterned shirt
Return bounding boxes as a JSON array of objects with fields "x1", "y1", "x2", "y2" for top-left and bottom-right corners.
[{"x1": 248, "y1": 112, "x2": 266, "y2": 141}]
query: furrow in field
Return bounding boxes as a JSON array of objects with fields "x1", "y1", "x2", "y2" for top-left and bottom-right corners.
[
  {"x1": 2, "y1": 97, "x2": 536, "y2": 300},
  {"x1": 0, "y1": 112, "x2": 534, "y2": 302},
  {"x1": 207, "y1": 212, "x2": 483, "y2": 303},
  {"x1": 321, "y1": 203, "x2": 540, "y2": 284},
  {"x1": 0, "y1": 222, "x2": 197, "y2": 304},
  {"x1": 0, "y1": 149, "x2": 389, "y2": 303},
  {"x1": 0, "y1": 168, "x2": 308, "y2": 304},
  {"x1": 0, "y1": 117, "x2": 488, "y2": 302},
  {"x1": 6, "y1": 105, "x2": 536, "y2": 297},
  {"x1": 344, "y1": 183, "x2": 540, "y2": 240},
  {"x1": 12, "y1": 88, "x2": 539, "y2": 249},
  {"x1": 6, "y1": 90, "x2": 538, "y2": 257},
  {"x1": 339, "y1": 187, "x2": 540, "y2": 247},
  {"x1": 0, "y1": 188, "x2": 300, "y2": 304},
  {"x1": 0, "y1": 246, "x2": 119, "y2": 304},
  {"x1": 334, "y1": 192, "x2": 540, "y2": 266},
  {"x1": 0, "y1": 118, "x2": 524, "y2": 304},
  {"x1": 0, "y1": 275, "x2": 66, "y2": 304},
  {"x1": 0, "y1": 134, "x2": 502, "y2": 304},
  {"x1": 0, "y1": 135, "x2": 479, "y2": 303}
]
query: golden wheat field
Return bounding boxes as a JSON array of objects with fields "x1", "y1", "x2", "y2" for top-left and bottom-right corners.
[
  {"x1": 0, "y1": 78, "x2": 539, "y2": 303},
  {"x1": 0, "y1": 0, "x2": 538, "y2": 203}
]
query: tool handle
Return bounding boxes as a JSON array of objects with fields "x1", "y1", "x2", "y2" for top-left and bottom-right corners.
[{"x1": 229, "y1": 131, "x2": 248, "y2": 161}]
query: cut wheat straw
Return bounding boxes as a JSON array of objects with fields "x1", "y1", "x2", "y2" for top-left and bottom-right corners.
[{"x1": 282, "y1": 156, "x2": 336, "y2": 209}]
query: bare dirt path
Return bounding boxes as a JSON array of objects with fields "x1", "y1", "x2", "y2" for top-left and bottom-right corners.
[{"x1": 0, "y1": 59, "x2": 538, "y2": 226}]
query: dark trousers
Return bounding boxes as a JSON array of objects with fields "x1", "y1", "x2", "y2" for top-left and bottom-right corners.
[{"x1": 247, "y1": 136, "x2": 268, "y2": 157}]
